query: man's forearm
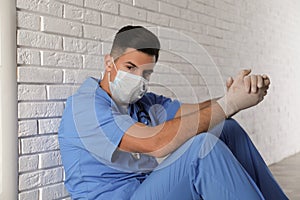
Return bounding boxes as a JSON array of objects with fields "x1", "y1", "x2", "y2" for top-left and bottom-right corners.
[
  {"x1": 120, "y1": 101, "x2": 227, "y2": 158},
  {"x1": 147, "y1": 101, "x2": 226, "y2": 157},
  {"x1": 174, "y1": 97, "x2": 222, "y2": 118}
]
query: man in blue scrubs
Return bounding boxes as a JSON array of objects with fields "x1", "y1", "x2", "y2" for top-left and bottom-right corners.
[{"x1": 58, "y1": 25, "x2": 288, "y2": 200}]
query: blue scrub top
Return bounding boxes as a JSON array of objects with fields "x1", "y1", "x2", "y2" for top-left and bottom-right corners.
[{"x1": 58, "y1": 77, "x2": 181, "y2": 199}]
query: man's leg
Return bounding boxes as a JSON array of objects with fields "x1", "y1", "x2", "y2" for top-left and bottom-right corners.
[
  {"x1": 131, "y1": 133, "x2": 265, "y2": 200},
  {"x1": 209, "y1": 118, "x2": 288, "y2": 200}
]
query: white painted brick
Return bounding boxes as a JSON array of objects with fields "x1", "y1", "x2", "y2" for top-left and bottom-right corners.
[
  {"x1": 83, "y1": 55, "x2": 104, "y2": 69},
  {"x1": 19, "y1": 167, "x2": 63, "y2": 191},
  {"x1": 61, "y1": 197, "x2": 72, "y2": 200},
  {"x1": 38, "y1": 118, "x2": 61, "y2": 134},
  {"x1": 63, "y1": 4, "x2": 83, "y2": 20},
  {"x1": 197, "y1": 34, "x2": 215, "y2": 46},
  {"x1": 169, "y1": 39, "x2": 190, "y2": 52},
  {"x1": 116, "y1": 0, "x2": 133, "y2": 4},
  {"x1": 159, "y1": 2, "x2": 180, "y2": 17},
  {"x1": 102, "y1": 41, "x2": 113, "y2": 54},
  {"x1": 64, "y1": 69, "x2": 102, "y2": 84},
  {"x1": 146, "y1": 12, "x2": 170, "y2": 26},
  {"x1": 64, "y1": 4, "x2": 101, "y2": 25},
  {"x1": 101, "y1": 13, "x2": 133, "y2": 29},
  {"x1": 83, "y1": 8, "x2": 102, "y2": 25},
  {"x1": 17, "y1": 11, "x2": 40, "y2": 30},
  {"x1": 17, "y1": 48, "x2": 40, "y2": 65},
  {"x1": 197, "y1": 13, "x2": 215, "y2": 26},
  {"x1": 119, "y1": 4, "x2": 147, "y2": 21},
  {"x1": 41, "y1": 16, "x2": 82, "y2": 37},
  {"x1": 17, "y1": 30, "x2": 63, "y2": 50},
  {"x1": 158, "y1": 28, "x2": 186, "y2": 40},
  {"x1": 47, "y1": 85, "x2": 77, "y2": 100},
  {"x1": 19, "y1": 155, "x2": 39, "y2": 172},
  {"x1": 206, "y1": 26, "x2": 223, "y2": 38},
  {"x1": 84, "y1": 0, "x2": 118, "y2": 14},
  {"x1": 180, "y1": 10, "x2": 198, "y2": 22},
  {"x1": 216, "y1": 9, "x2": 235, "y2": 23},
  {"x1": 63, "y1": 37, "x2": 102, "y2": 55},
  {"x1": 158, "y1": 51, "x2": 183, "y2": 63},
  {"x1": 58, "y1": 0, "x2": 84, "y2": 6},
  {"x1": 41, "y1": 51, "x2": 83, "y2": 68},
  {"x1": 18, "y1": 67, "x2": 63, "y2": 83},
  {"x1": 19, "y1": 190, "x2": 39, "y2": 200},
  {"x1": 18, "y1": 85, "x2": 46, "y2": 101},
  {"x1": 194, "y1": 0, "x2": 215, "y2": 7},
  {"x1": 39, "y1": 182, "x2": 69, "y2": 200},
  {"x1": 134, "y1": 0, "x2": 159, "y2": 11},
  {"x1": 214, "y1": 0, "x2": 236, "y2": 13},
  {"x1": 187, "y1": 1, "x2": 205, "y2": 13},
  {"x1": 39, "y1": 151, "x2": 62, "y2": 168},
  {"x1": 169, "y1": 17, "x2": 191, "y2": 31},
  {"x1": 18, "y1": 120, "x2": 38, "y2": 137},
  {"x1": 18, "y1": 102, "x2": 64, "y2": 118},
  {"x1": 17, "y1": 0, "x2": 63, "y2": 17},
  {"x1": 161, "y1": 0, "x2": 188, "y2": 8},
  {"x1": 20, "y1": 135, "x2": 60, "y2": 154},
  {"x1": 83, "y1": 25, "x2": 115, "y2": 41}
]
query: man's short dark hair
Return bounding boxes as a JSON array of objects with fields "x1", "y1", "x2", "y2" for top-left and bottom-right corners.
[{"x1": 110, "y1": 25, "x2": 160, "y2": 62}]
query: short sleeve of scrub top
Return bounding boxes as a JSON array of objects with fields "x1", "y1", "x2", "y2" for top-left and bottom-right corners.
[
  {"x1": 70, "y1": 77, "x2": 136, "y2": 163},
  {"x1": 137, "y1": 92, "x2": 181, "y2": 126}
]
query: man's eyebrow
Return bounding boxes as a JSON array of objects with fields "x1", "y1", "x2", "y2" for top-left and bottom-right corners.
[{"x1": 124, "y1": 61, "x2": 138, "y2": 68}]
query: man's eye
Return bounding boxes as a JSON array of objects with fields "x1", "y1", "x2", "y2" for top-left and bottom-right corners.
[{"x1": 126, "y1": 66, "x2": 136, "y2": 71}]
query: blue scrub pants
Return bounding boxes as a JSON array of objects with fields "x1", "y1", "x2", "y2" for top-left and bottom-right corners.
[{"x1": 130, "y1": 119, "x2": 288, "y2": 200}]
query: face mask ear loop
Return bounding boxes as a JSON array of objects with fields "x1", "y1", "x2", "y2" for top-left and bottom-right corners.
[
  {"x1": 111, "y1": 57, "x2": 118, "y2": 72},
  {"x1": 108, "y1": 57, "x2": 117, "y2": 83},
  {"x1": 108, "y1": 71, "x2": 111, "y2": 83}
]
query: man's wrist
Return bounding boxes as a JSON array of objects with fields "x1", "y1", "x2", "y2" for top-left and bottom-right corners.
[{"x1": 216, "y1": 95, "x2": 238, "y2": 118}]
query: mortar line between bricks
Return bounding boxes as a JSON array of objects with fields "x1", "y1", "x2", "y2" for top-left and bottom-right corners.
[
  {"x1": 18, "y1": 133, "x2": 59, "y2": 141},
  {"x1": 17, "y1": 5, "x2": 119, "y2": 24},
  {"x1": 18, "y1": 25, "x2": 116, "y2": 43},
  {"x1": 17, "y1": 82, "x2": 81, "y2": 86},
  {"x1": 17, "y1": 28, "x2": 235, "y2": 53},
  {"x1": 18, "y1": 165, "x2": 64, "y2": 176},
  {"x1": 17, "y1": 65, "x2": 99, "y2": 72},
  {"x1": 18, "y1": 118, "x2": 61, "y2": 124},
  {"x1": 17, "y1": 6, "x2": 240, "y2": 36},
  {"x1": 19, "y1": 149, "x2": 62, "y2": 158},
  {"x1": 18, "y1": 116, "x2": 63, "y2": 121},
  {"x1": 19, "y1": 179, "x2": 65, "y2": 194}
]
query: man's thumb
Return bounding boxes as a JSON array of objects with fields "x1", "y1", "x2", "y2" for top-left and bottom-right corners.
[{"x1": 237, "y1": 69, "x2": 251, "y2": 78}]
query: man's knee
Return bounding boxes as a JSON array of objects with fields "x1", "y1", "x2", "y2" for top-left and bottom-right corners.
[
  {"x1": 223, "y1": 118, "x2": 248, "y2": 139},
  {"x1": 193, "y1": 133, "x2": 227, "y2": 159},
  {"x1": 224, "y1": 118, "x2": 240, "y2": 128}
]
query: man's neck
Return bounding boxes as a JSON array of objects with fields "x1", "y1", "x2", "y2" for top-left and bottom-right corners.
[{"x1": 99, "y1": 72, "x2": 111, "y2": 97}]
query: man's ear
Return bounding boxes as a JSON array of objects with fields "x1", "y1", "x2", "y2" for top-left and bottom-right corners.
[{"x1": 104, "y1": 54, "x2": 113, "y2": 72}]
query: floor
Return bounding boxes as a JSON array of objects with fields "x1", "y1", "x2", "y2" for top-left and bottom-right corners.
[{"x1": 269, "y1": 153, "x2": 300, "y2": 200}]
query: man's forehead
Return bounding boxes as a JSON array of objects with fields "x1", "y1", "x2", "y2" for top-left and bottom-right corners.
[{"x1": 117, "y1": 48, "x2": 156, "y2": 68}]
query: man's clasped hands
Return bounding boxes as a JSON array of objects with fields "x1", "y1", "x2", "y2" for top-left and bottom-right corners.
[{"x1": 218, "y1": 69, "x2": 270, "y2": 117}]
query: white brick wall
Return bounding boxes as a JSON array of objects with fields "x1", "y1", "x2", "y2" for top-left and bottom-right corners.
[{"x1": 17, "y1": 0, "x2": 300, "y2": 199}]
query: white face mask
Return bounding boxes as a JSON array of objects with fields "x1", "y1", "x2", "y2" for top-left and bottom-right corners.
[{"x1": 108, "y1": 59, "x2": 148, "y2": 105}]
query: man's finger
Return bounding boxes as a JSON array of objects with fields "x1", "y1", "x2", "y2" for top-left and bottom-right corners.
[
  {"x1": 237, "y1": 69, "x2": 251, "y2": 78},
  {"x1": 250, "y1": 75, "x2": 257, "y2": 93},
  {"x1": 263, "y1": 76, "x2": 270, "y2": 86},
  {"x1": 244, "y1": 76, "x2": 251, "y2": 93},
  {"x1": 226, "y1": 77, "x2": 234, "y2": 91},
  {"x1": 257, "y1": 75, "x2": 264, "y2": 88}
]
